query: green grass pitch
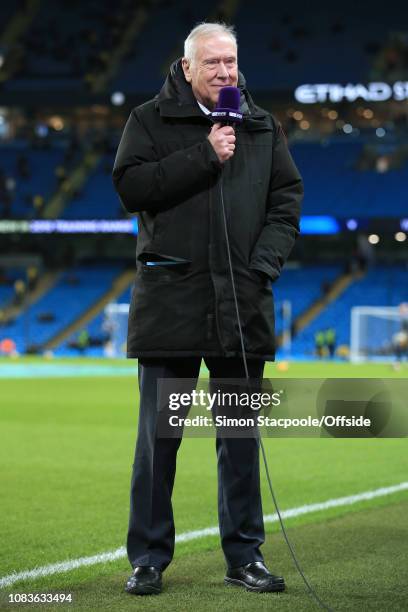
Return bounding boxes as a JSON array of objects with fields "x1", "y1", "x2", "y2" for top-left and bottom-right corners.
[{"x1": 0, "y1": 358, "x2": 407, "y2": 610}]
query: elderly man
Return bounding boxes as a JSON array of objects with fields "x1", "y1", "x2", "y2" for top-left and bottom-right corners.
[{"x1": 113, "y1": 22, "x2": 303, "y2": 596}]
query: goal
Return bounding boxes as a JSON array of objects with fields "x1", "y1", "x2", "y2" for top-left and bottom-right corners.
[
  {"x1": 350, "y1": 304, "x2": 408, "y2": 363},
  {"x1": 103, "y1": 303, "x2": 129, "y2": 357}
]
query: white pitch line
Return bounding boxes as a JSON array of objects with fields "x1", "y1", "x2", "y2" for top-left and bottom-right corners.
[{"x1": 1, "y1": 481, "x2": 407, "y2": 588}]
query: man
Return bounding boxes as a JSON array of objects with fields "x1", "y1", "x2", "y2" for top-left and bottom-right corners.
[{"x1": 112, "y1": 22, "x2": 303, "y2": 596}]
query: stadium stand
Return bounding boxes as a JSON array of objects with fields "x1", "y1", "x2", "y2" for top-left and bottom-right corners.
[
  {"x1": 112, "y1": 0, "x2": 219, "y2": 94},
  {"x1": 60, "y1": 154, "x2": 123, "y2": 219},
  {"x1": 111, "y1": 0, "x2": 408, "y2": 94},
  {"x1": 0, "y1": 283, "x2": 15, "y2": 309},
  {"x1": 292, "y1": 265, "x2": 408, "y2": 356},
  {"x1": 236, "y1": 0, "x2": 408, "y2": 90},
  {"x1": 1, "y1": 263, "x2": 125, "y2": 353},
  {"x1": 292, "y1": 141, "x2": 408, "y2": 217},
  {"x1": 0, "y1": 268, "x2": 25, "y2": 308},
  {"x1": 4, "y1": 138, "x2": 407, "y2": 221},
  {"x1": 0, "y1": 141, "x2": 67, "y2": 218},
  {"x1": 2, "y1": 0, "x2": 140, "y2": 92},
  {"x1": 273, "y1": 264, "x2": 342, "y2": 333},
  {"x1": 0, "y1": 2, "x2": 407, "y2": 361},
  {"x1": 0, "y1": 5, "x2": 15, "y2": 33},
  {"x1": 58, "y1": 284, "x2": 132, "y2": 356}
]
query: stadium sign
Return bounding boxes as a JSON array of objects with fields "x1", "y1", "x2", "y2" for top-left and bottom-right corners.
[
  {"x1": 294, "y1": 81, "x2": 408, "y2": 103},
  {"x1": 0, "y1": 219, "x2": 138, "y2": 234}
]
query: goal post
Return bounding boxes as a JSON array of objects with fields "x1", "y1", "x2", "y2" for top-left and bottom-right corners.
[{"x1": 350, "y1": 305, "x2": 408, "y2": 363}]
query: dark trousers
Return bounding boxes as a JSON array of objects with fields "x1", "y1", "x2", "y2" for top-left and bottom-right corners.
[{"x1": 127, "y1": 356, "x2": 265, "y2": 571}]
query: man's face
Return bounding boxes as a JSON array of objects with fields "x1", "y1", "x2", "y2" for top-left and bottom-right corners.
[{"x1": 182, "y1": 34, "x2": 238, "y2": 110}]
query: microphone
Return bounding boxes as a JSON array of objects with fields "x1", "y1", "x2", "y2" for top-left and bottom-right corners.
[{"x1": 211, "y1": 86, "x2": 243, "y2": 125}]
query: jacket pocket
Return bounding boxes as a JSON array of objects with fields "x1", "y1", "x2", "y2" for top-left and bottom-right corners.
[{"x1": 140, "y1": 259, "x2": 191, "y2": 283}]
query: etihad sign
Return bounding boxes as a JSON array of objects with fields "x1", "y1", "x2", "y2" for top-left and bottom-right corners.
[{"x1": 294, "y1": 82, "x2": 408, "y2": 103}]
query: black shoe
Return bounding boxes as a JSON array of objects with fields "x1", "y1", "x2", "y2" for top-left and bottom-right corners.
[
  {"x1": 225, "y1": 561, "x2": 285, "y2": 593},
  {"x1": 125, "y1": 566, "x2": 162, "y2": 595}
]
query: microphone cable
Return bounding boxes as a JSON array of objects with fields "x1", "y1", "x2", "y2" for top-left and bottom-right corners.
[{"x1": 219, "y1": 173, "x2": 333, "y2": 612}]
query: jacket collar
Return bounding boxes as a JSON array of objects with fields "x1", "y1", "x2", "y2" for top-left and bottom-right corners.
[{"x1": 156, "y1": 59, "x2": 267, "y2": 123}]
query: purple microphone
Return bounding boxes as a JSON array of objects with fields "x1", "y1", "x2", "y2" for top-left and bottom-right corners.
[{"x1": 211, "y1": 86, "x2": 243, "y2": 125}]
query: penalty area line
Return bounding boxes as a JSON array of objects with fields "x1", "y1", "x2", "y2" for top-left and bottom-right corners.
[{"x1": 1, "y1": 481, "x2": 407, "y2": 588}]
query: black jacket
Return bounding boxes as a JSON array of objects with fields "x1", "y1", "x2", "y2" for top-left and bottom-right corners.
[{"x1": 112, "y1": 60, "x2": 303, "y2": 360}]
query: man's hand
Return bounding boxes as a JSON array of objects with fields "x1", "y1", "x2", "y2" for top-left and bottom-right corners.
[{"x1": 207, "y1": 123, "x2": 236, "y2": 163}]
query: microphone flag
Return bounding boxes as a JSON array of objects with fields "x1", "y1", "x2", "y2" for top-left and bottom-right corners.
[{"x1": 211, "y1": 86, "x2": 243, "y2": 124}]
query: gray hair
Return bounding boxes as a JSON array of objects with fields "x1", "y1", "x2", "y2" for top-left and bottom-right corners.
[{"x1": 184, "y1": 22, "x2": 237, "y2": 64}]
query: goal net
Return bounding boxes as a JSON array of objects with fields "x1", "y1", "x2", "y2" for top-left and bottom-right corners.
[
  {"x1": 350, "y1": 304, "x2": 408, "y2": 363},
  {"x1": 103, "y1": 303, "x2": 129, "y2": 358}
]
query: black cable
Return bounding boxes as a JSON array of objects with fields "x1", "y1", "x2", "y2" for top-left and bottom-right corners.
[
  {"x1": 219, "y1": 174, "x2": 333, "y2": 612},
  {"x1": 219, "y1": 173, "x2": 249, "y2": 381},
  {"x1": 259, "y1": 439, "x2": 333, "y2": 611}
]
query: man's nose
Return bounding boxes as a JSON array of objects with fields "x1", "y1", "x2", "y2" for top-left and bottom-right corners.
[{"x1": 217, "y1": 62, "x2": 230, "y2": 79}]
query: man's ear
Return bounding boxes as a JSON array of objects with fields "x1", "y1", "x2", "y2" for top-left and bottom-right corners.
[{"x1": 182, "y1": 57, "x2": 192, "y2": 83}]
